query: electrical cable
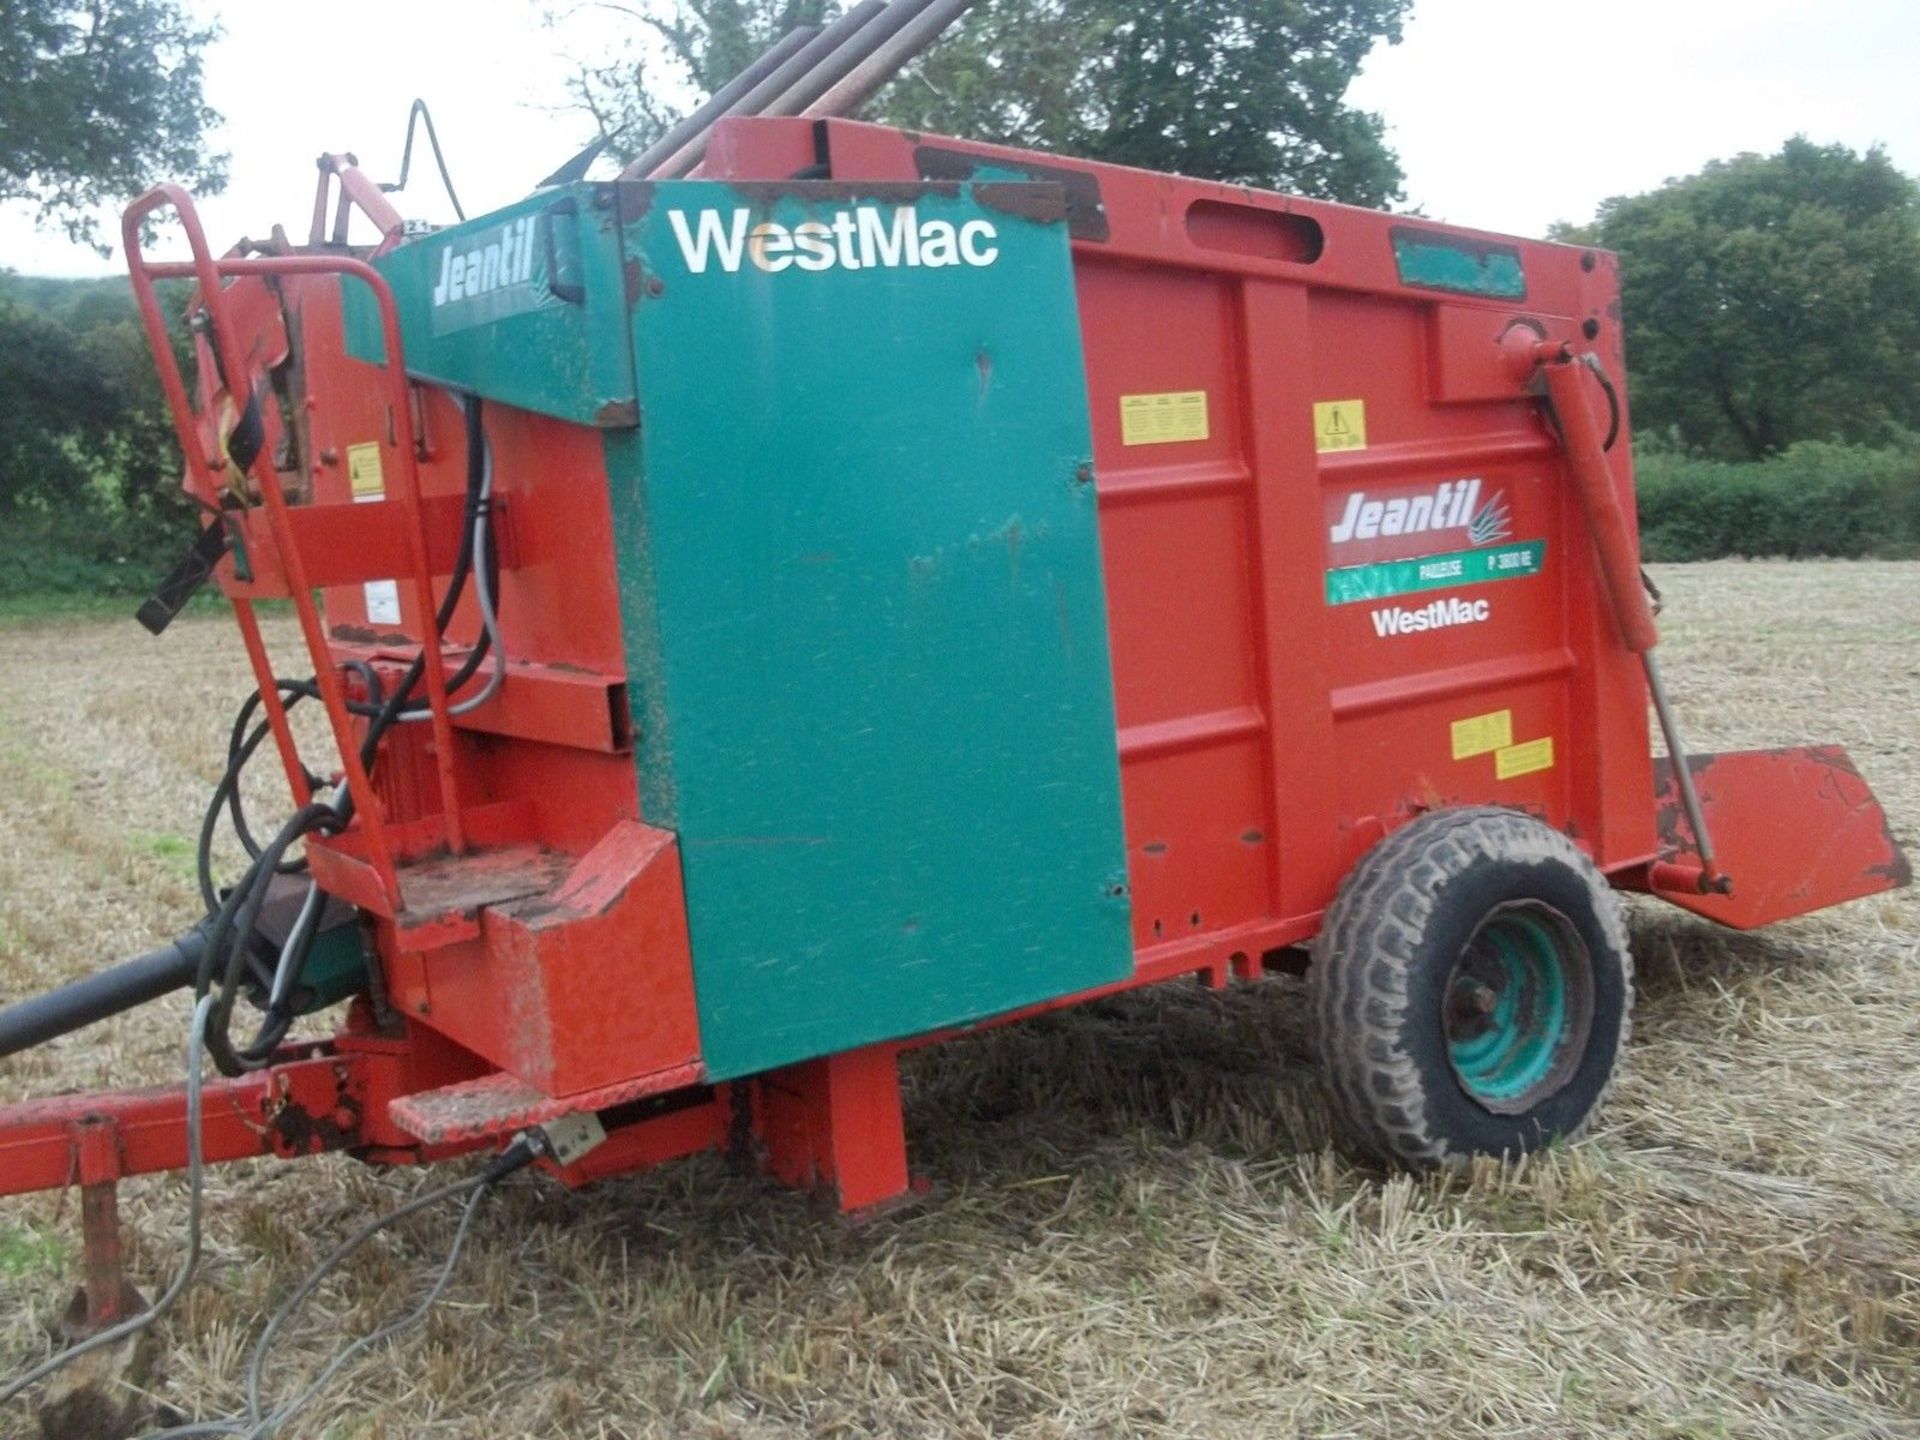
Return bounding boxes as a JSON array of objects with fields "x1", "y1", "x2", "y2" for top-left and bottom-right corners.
[
  {"x1": 400, "y1": 407, "x2": 503, "y2": 722},
  {"x1": 1538, "y1": 352, "x2": 1623, "y2": 455},
  {"x1": 140, "y1": 1137, "x2": 540, "y2": 1440},
  {"x1": 1583, "y1": 352, "x2": 1623, "y2": 452},
  {"x1": 0, "y1": 392, "x2": 523, "y2": 1420},
  {"x1": 0, "y1": 1005, "x2": 541, "y2": 1430},
  {"x1": 193, "y1": 396, "x2": 506, "y2": 1074},
  {"x1": 380, "y1": 99, "x2": 466, "y2": 223},
  {"x1": 0, "y1": 997, "x2": 215, "y2": 1409},
  {"x1": 217, "y1": 659, "x2": 381, "y2": 876}
]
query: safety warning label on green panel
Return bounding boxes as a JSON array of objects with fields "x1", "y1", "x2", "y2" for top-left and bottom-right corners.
[{"x1": 1326, "y1": 540, "x2": 1545, "y2": 606}]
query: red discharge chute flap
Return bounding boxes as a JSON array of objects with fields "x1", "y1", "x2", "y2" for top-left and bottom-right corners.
[{"x1": 1649, "y1": 746, "x2": 1910, "y2": 930}]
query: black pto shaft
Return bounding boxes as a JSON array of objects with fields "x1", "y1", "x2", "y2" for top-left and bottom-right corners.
[{"x1": 0, "y1": 929, "x2": 207, "y2": 1059}]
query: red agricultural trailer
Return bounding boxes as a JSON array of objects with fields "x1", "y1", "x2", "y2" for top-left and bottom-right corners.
[{"x1": 0, "y1": 2, "x2": 1907, "y2": 1428}]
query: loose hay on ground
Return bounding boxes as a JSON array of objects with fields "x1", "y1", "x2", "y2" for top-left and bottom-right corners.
[{"x1": 1, "y1": 560, "x2": 1916, "y2": 1438}]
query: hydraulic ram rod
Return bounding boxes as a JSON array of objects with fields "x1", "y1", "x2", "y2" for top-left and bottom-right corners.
[{"x1": 1534, "y1": 344, "x2": 1729, "y2": 893}]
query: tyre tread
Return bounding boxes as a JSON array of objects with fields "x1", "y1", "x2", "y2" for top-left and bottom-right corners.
[{"x1": 1309, "y1": 807, "x2": 1632, "y2": 1168}]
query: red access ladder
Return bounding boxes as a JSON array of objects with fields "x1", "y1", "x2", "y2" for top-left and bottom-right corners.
[{"x1": 122, "y1": 181, "x2": 471, "y2": 915}]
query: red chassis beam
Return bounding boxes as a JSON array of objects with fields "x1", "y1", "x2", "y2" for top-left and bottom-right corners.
[
  {"x1": 0, "y1": 917, "x2": 1283, "y2": 1210},
  {"x1": 0, "y1": 1044, "x2": 373, "y2": 1199}
]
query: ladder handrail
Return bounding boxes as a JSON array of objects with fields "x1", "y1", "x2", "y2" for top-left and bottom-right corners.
[{"x1": 122, "y1": 186, "x2": 471, "y2": 910}]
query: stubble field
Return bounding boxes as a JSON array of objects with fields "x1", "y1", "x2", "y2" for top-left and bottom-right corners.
[{"x1": 1, "y1": 560, "x2": 1917, "y2": 1438}]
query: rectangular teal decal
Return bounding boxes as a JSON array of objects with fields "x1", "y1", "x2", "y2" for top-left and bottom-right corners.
[
  {"x1": 1327, "y1": 540, "x2": 1546, "y2": 605},
  {"x1": 1392, "y1": 226, "x2": 1527, "y2": 299}
]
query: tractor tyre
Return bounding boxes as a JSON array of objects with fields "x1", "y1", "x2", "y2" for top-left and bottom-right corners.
[{"x1": 1310, "y1": 807, "x2": 1632, "y2": 1169}]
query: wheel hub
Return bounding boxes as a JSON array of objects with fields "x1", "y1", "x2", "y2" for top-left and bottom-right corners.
[{"x1": 1444, "y1": 901, "x2": 1594, "y2": 1114}]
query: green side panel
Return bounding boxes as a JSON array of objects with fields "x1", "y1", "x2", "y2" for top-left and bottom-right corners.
[
  {"x1": 611, "y1": 180, "x2": 1131, "y2": 1080},
  {"x1": 344, "y1": 184, "x2": 638, "y2": 426},
  {"x1": 1391, "y1": 226, "x2": 1528, "y2": 300}
]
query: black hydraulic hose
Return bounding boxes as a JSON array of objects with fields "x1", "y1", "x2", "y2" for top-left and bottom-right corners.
[
  {"x1": 0, "y1": 930, "x2": 207, "y2": 1059},
  {"x1": 188, "y1": 398, "x2": 496, "y2": 1075}
]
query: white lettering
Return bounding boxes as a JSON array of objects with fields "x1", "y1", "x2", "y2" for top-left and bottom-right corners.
[
  {"x1": 959, "y1": 219, "x2": 999, "y2": 266},
  {"x1": 430, "y1": 217, "x2": 546, "y2": 307},
  {"x1": 1453, "y1": 478, "x2": 1481, "y2": 527},
  {"x1": 919, "y1": 219, "x2": 961, "y2": 268},
  {"x1": 1369, "y1": 597, "x2": 1492, "y2": 638},
  {"x1": 1329, "y1": 493, "x2": 1363, "y2": 545},
  {"x1": 792, "y1": 221, "x2": 836, "y2": 272},
  {"x1": 831, "y1": 212, "x2": 862, "y2": 269},
  {"x1": 665, "y1": 206, "x2": 1001, "y2": 278},
  {"x1": 749, "y1": 222, "x2": 794, "y2": 273},
  {"x1": 668, "y1": 207, "x2": 751, "y2": 275},
  {"x1": 1329, "y1": 478, "x2": 1507, "y2": 549},
  {"x1": 858, "y1": 207, "x2": 919, "y2": 268}
]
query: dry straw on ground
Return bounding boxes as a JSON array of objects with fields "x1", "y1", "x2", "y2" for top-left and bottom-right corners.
[{"x1": 1, "y1": 559, "x2": 1916, "y2": 1438}]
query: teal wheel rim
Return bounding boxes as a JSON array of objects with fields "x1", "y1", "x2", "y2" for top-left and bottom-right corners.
[{"x1": 1444, "y1": 902, "x2": 1592, "y2": 1113}]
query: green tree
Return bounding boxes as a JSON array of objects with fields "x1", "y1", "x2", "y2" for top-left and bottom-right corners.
[
  {"x1": 0, "y1": 276, "x2": 195, "y2": 596},
  {"x1": 0, "y1": 0, "x2": 226, "y2": 249},
  {"x1": 1561, "y1": 139, "x2": 1920, "y2": 460},
  {"x1": 892, "y1": 0, "x2": 1408, "y2": 204},
  {"x1": 560, "y1": 0, "x2": 1409, "y2": 206}
]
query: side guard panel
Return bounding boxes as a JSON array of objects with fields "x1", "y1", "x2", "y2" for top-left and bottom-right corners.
[{"x1": 1648, "y1": 747, "x2": 1909, "y2": 930}]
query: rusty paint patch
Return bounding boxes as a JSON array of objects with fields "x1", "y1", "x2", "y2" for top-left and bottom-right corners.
[
  {"x1": 593, "y1": 398, "x2": 640, "y2": 428},
  {"x1": 388, "y1": 1061, "x2": 705, "y2": 1146},
  {"x1": 973, "y1": 182, "x2": 1070, "y2": 228},
  {"x1": 328, "y1": 622, "x2": 413, "y2": 646},
  {"x1": 616, "y1": 181, "x2": 655, "y2": 224},
  {"x1": 913, "y1": 145, "x2": 1111, "y2": 242},
  {"x1": 721, "y1": 179, "x2": 965, "y2": 211}
]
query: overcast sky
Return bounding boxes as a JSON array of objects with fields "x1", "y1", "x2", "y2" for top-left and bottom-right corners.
[{"x1": 3, "y1": 0, "x2": 1916, "y2": 277}]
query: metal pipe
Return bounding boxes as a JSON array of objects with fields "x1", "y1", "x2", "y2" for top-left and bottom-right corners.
[
  {"x1": 805, "y1": 0, "x2": 978, "y2": 118},
  {"x1": 652, "y1": 0, "x2": 890, "y2": 178},
  {"x1": 1532, "y1": 343, "x2": 1730, "y2": 894},
  {"x1": 619, "y1": 25, "x2": 822, "y2": 181},
  {"x1": 1644, "y1": 653, "x2": 1729, "y2": 891},
  {"x1": 761, "y1": 0, "x2": 940, "y2": 117},
  {"x1": 0, "y1": 931, "x2": 206, "y2": 1059}
]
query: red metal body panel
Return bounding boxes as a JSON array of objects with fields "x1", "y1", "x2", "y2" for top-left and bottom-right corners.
[
  {"x1": 709, "y1": 119, "x2": 1660, "y2": 968},
  {"x1": 0, "y1": 124, "x2": 1903, "y2": 1242}
]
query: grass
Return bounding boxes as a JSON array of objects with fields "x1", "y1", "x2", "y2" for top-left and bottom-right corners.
[
  {"x1": 0, "y1": 560, "x2": 1916, "y2": 1438},
  {"x1": 0, "y1": 1227, "x2": 65, "y2": 1281}
]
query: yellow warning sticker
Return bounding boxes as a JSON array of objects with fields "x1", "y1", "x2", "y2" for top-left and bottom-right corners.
[
  {"x1": 1495, "y1": 736, "x2": 1555, "y2": 781},
  {"x1": 347, "y1": 442, "x2": 385, "y2": 501},
  {"x1": 1120, "y1": 390, "x2": 1210, "y2": 447},
  {"x1": 1451, "y1": 709, "x2": 1514, "y2": 760},
  {"x1": 1313, "y1": 398, "x2": 1367, "y2": 453}
]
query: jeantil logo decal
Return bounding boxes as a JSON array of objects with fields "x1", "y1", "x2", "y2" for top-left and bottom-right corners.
[{"x1": 1328, "y1": 478, "x2": 1511, "y2": 551}]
